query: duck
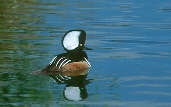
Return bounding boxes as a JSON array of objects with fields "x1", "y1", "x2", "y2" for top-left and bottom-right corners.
[{"x1": 34, "y1": 30, "x2": 91, "y2": 83}]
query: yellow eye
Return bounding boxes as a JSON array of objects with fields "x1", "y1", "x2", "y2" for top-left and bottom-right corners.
[{"x1": 80, "y1": 44, "x2": 83, "y2": 46}]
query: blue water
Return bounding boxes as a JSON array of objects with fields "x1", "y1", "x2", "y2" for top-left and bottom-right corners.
[{"x1": 0, "y1": 0, "x2": 171, "y2": 107}]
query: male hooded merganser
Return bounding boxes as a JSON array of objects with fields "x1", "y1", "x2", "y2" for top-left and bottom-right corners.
[{"x1": 34, "y1": 30, "x2": 91, "y2": 83}]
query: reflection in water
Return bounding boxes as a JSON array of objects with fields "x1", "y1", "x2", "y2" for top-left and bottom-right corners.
[
  {"x1": 0, "y1": 72, "x2": 54, "y2": 107},
  {"x1": 33, "y1": 51, "x2": 91, "y2": 101},
  {"x1": 0, "y1": 0, "x2": 43, "y2": 33},
  {"x1": 0, "y1": 1, "x2": 55, "y2": 106},
  {"x1": 64, "y1": 75, "x2": 90, "y2": 101}
]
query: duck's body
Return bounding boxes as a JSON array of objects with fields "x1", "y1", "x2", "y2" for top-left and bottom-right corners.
[{"x1": 40, "y1": 51, "x2": 90, "y2": 83}]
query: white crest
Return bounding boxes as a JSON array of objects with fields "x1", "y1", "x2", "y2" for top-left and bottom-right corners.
[
  {"x1": 64, "y1": 86, "x2": 82, "y2": 101},
  {"x1": 63, "y1": 31, "x2": 80, "y2": 50}
]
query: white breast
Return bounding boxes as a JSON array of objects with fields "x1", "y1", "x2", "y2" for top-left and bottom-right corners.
[{"x1": 63, "y1": 31, "x2": 80, "y2": 50}]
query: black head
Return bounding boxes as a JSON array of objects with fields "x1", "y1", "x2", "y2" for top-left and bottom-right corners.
[{"x1": 62, "y1": 30, "x2": 86, "y2": 52}]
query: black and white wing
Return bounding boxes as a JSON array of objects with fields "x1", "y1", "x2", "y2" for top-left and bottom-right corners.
[{"x1": 48, "y1": 56, "x2": 72, "y2": 83}]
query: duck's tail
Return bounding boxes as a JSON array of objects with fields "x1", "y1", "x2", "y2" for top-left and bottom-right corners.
[{"x1": 31, "y1": 70, "x2": 45, "y2": 75}]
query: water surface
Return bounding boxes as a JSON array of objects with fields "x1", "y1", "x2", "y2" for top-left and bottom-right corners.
[{"x1": 1, "y1": 0, "x2": 171, "y2": 107}]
